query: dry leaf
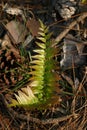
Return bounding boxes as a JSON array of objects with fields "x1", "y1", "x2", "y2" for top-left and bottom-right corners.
[
  {"x1": 26, "y1": 18, "x2": 40, "y2": 37},
  {"x1": 6, "y1": 20, "x2": 28, "y2": 44}
]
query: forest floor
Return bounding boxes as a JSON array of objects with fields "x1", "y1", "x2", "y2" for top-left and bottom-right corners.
[{"x1": 0, "y1": 0, "x2": 87, "y2": 130}]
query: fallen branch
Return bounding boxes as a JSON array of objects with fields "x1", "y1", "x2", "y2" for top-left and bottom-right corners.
[
  {"x1": 9, "y1": 108, "x2": 75, "y2": 125},
  {"x1": 54, "y1": 12, "x2": 87, "y2": 46}
]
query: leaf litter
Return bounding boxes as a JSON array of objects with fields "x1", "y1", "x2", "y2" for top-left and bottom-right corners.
[{"x1": 0, "y1": 0, "x2": 87, "y2": 130}]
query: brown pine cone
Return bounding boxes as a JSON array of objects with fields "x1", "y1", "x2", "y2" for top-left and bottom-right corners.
[{"x1": 0, "y1": 48, "x2": 23, "y2": 86}]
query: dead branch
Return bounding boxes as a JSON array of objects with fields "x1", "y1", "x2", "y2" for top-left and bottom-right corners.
[
  {"x1": 54, "y1": 12, "x2": 87, "y2": 46},
  {"x1": 9, "y1": 108, "x2": 75, "y2": 125}
]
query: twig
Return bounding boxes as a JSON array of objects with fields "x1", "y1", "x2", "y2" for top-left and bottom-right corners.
[
  {"x1": 54, "y1": 12, "x2": 87, "y2": 46},
  {"x1": 61, "y1": 73, "x2": 74, "y2": 87},
  {"x1": 8, "y1": 108, "x2": 75, "y2": 125}
]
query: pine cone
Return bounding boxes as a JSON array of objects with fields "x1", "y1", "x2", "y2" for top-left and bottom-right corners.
[{"x1": 0, "y1": 47, "x2": 23, "y2": 86}]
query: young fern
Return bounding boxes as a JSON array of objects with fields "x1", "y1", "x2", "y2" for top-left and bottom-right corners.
[{"x1": 9, "y1": 20, "x2": 61, "y2": 108}]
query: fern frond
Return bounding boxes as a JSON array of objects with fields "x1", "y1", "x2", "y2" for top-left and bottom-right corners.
[
  {"x1": 9, "y1": 86, "x2": 38, "y2": 107},
  {"x1": 9, "y1": 20, "x2": 61, "y2": 108}
]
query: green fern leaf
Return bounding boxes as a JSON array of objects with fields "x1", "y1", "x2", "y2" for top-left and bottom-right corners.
[
  {"x1": 36, "y1": 42, "x2": 46, "y2": 49},
  {"x1": 9, "y1": 20, "x2": 61, "y2": 109}
]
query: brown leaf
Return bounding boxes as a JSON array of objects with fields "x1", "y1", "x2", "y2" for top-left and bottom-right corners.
[
  {"x1": 26, "y1": 18, "x2": 40, "y2": 37},
  {"x1": 6, "y1": 20, "x2": 28, "y2": 44}
]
